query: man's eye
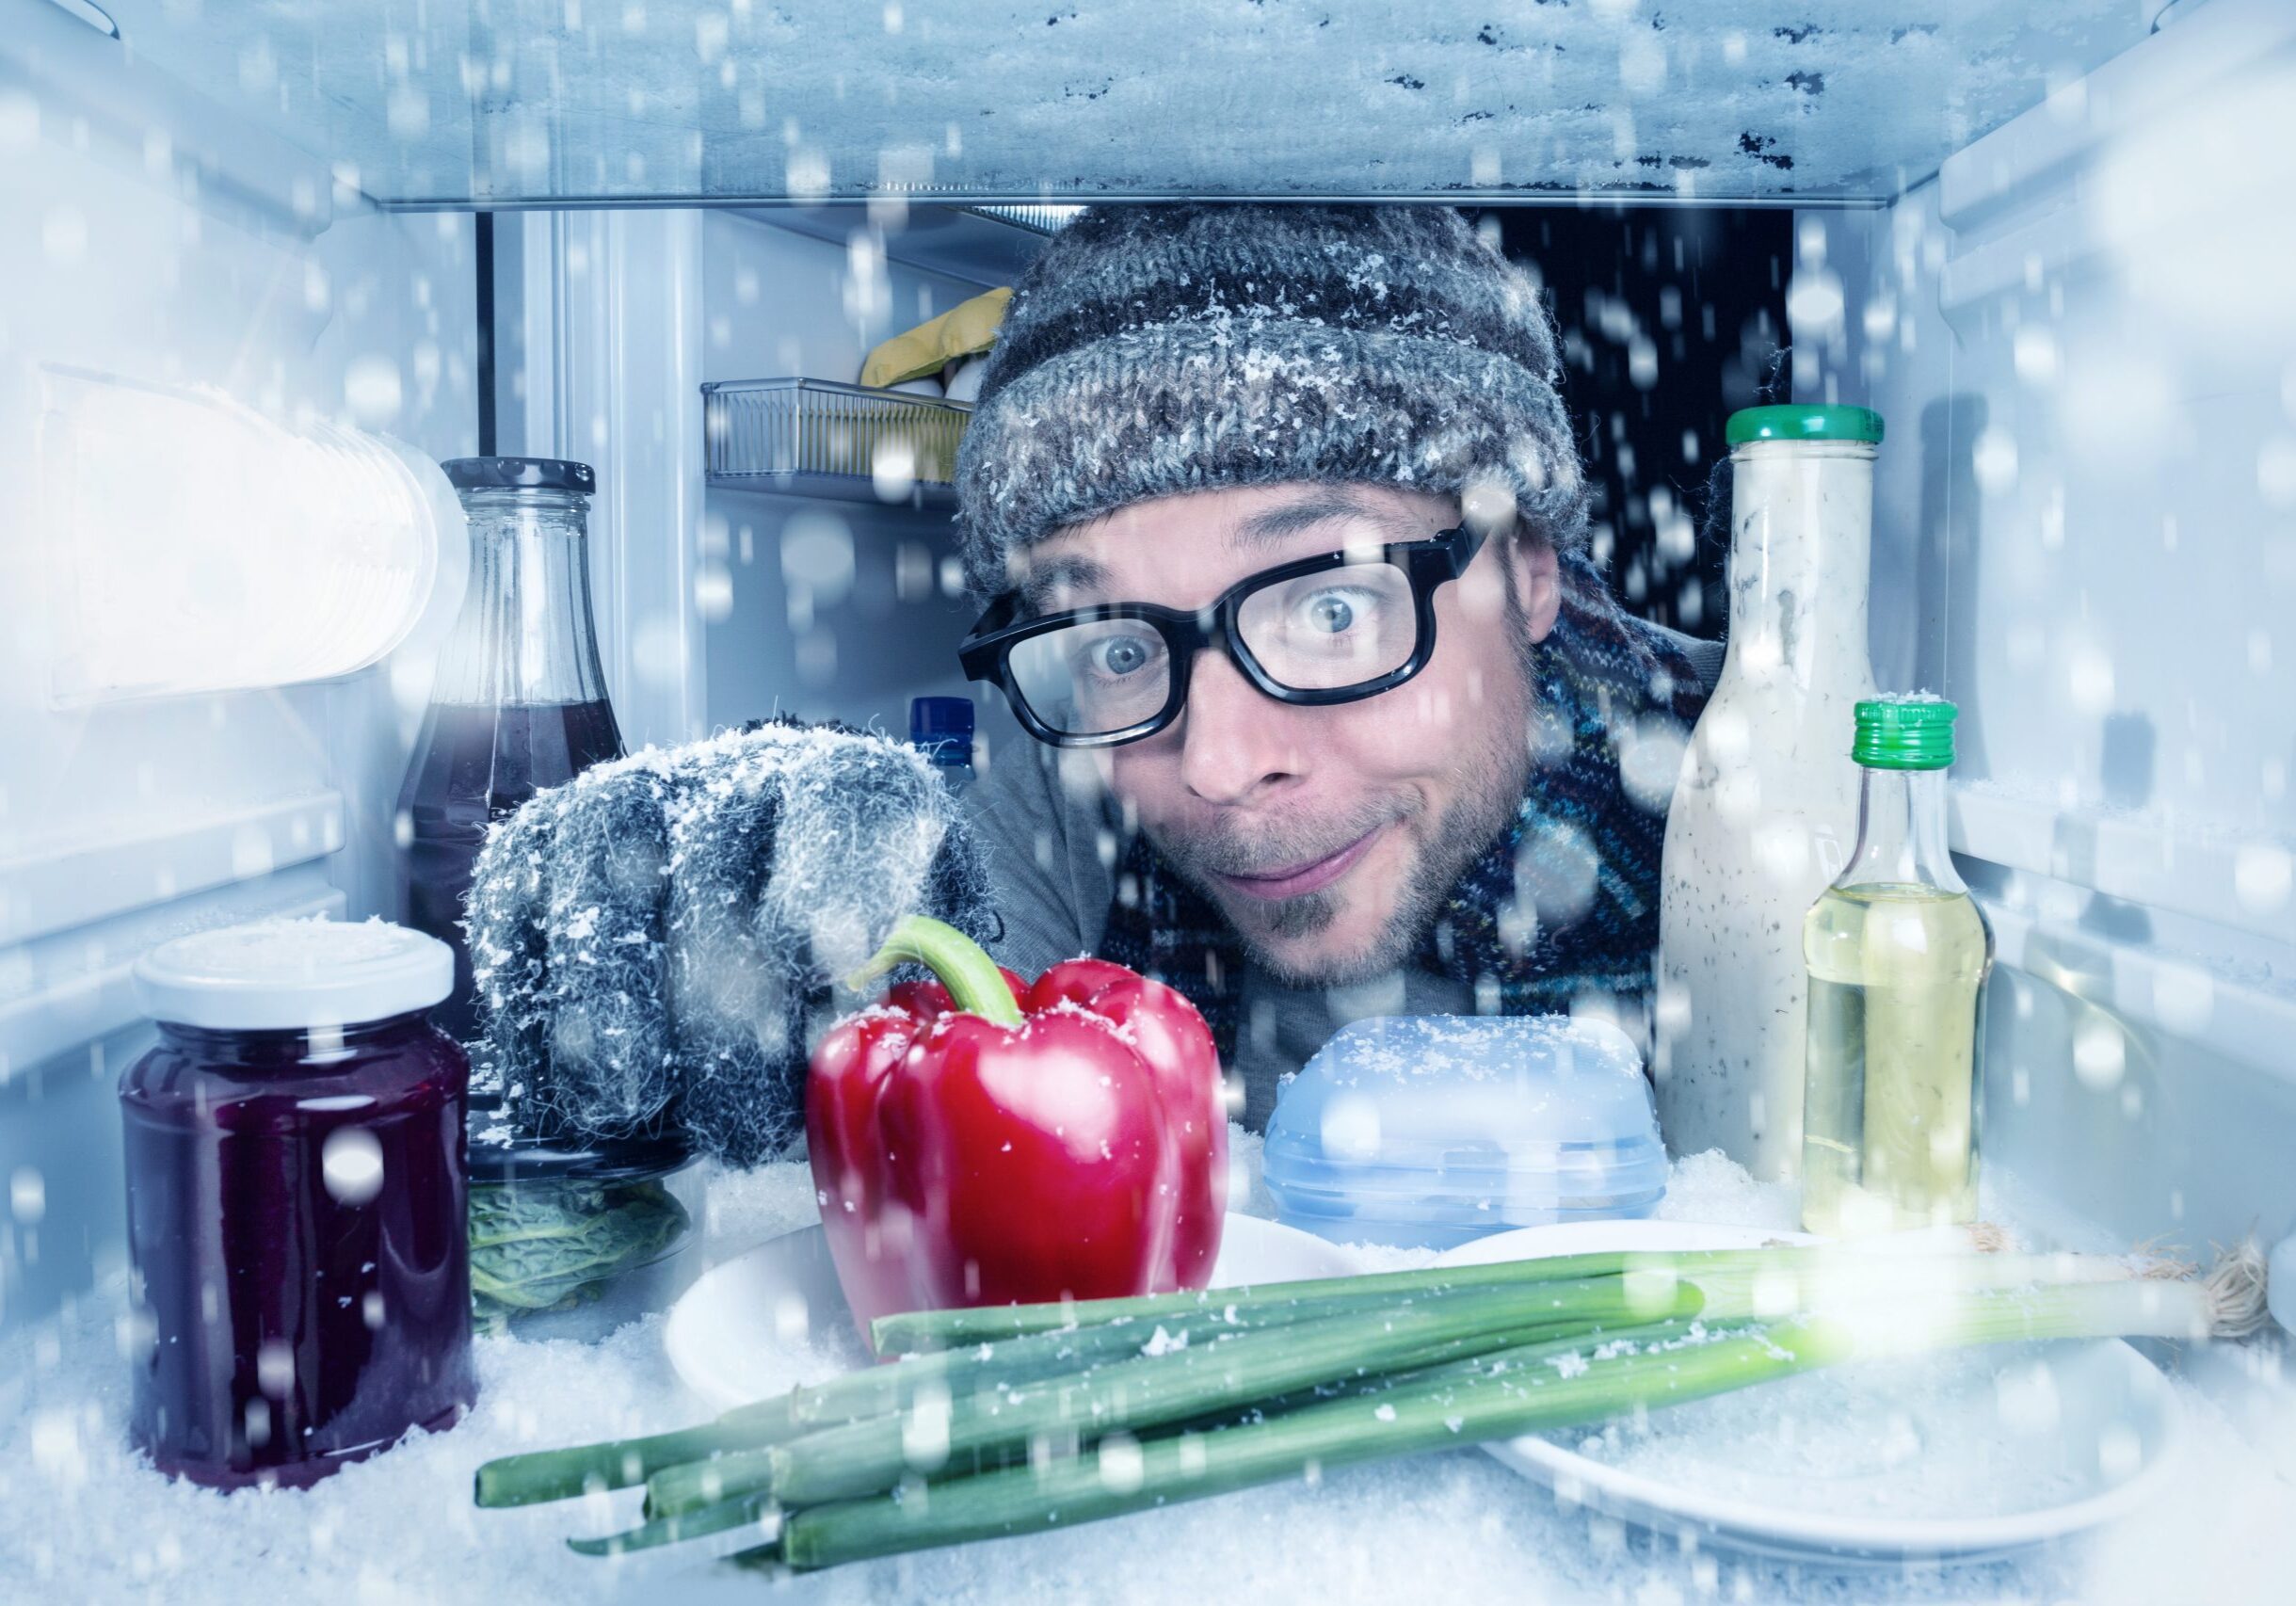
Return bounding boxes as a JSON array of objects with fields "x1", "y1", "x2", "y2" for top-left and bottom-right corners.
[
  {"x1": 1297, "y1": 588, "x2": 1372, "y2": 634},
  {"x1": 1086, "y1": 634, "x2": 1155, "y2": 677}
]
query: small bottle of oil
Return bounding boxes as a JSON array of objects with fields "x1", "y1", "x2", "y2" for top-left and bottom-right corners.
[{"x1": 1799, "y1": 698, "x2": 1993, "y2": 1237}]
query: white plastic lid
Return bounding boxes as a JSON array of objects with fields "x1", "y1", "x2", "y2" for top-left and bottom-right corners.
[{"x1": 133, "y1": 916, "x2": 454, "y2": 1032}]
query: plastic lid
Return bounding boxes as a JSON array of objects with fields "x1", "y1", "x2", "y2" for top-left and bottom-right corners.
[
  {"x1": 134, "y1": 916, "x2": 453, "y2": 1032},
  {"x1": 1726, "y1": 404, "x2": 1885, "y2": 447},
  {"x1": 441, "y1": 457, "x2": 597, "y2": 495},
  {"x1": 1263, "y1": 1016, "x2": 1667, "y2": 1248},
  {"x1": 909, "y1": 695, "x2": 974, "y2": 747},
  {"x1": 1854, "y1": 694, "x2": 1958, "y2": 770}
]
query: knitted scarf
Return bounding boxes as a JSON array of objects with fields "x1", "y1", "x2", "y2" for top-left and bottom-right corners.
[{"x1": 1097, "y1": 587, "x2": 1711, "y2": 1061}]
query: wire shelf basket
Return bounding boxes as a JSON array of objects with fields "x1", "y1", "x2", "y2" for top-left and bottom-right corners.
[
  {"x1": 957, "y1": 203, "x2": 1085, "y2": 235},
  {"x1": 701, "y1": 377, "x2": 972, "y2": 504}
]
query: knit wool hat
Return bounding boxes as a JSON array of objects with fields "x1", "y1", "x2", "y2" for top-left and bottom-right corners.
[{"x1": 954, "y1": 204, "x2": 1593, "y2": 599}]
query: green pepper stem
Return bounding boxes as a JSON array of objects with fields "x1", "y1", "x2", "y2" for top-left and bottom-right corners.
[{"x1": 845, "y1": 914, "x2": 1025, "y2": 1029}]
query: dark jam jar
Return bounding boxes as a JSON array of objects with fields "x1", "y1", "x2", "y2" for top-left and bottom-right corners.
[{"x1": 120, "y1": 917, "x2": 475, "y2": 1489}]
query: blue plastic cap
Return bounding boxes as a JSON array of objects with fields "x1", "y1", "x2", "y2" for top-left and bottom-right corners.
[
  {"x1": 909, "y1": 696, "x2": 974, "y2": 747},
  {"x1": 1262, "y1": 1015, "x2": 1668, "y2": 1251}
]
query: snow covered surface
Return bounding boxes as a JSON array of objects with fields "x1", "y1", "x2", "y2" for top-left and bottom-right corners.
[
  {"x1": 80, "y1": 2, "x2": 2154, "y2": 205},
  {"x1": 2, "y1": 1137, "x2": 2289, "y2": 1606}
]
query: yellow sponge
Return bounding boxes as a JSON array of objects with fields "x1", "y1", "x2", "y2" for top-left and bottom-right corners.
[{"x1": 859, "y1": 286, "x2": 1013, "y2": 390}]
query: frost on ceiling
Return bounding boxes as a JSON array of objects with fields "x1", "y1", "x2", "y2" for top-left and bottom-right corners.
[{"x1": 96, "y1": 1, "x2": 2149, "y2": 205}]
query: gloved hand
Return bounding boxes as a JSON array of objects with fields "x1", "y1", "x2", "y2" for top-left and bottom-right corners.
[{"x1": 464, "y1": 717, "x2": 995, "y2": 1165}]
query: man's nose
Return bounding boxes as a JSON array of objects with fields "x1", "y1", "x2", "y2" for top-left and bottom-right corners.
[{"x1": 1175, "y1": 650, "x2": 1301, "y2": 806}]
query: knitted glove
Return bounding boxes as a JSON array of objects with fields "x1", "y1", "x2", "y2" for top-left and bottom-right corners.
[{"x1": 466, "y1": 718, "x2": 996, "y2": 1165}]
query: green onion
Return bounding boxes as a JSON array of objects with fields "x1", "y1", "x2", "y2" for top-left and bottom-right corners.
[
  {"x1": 760, "y1": 1317, "x2": 1823, "y2": 1571},
  {"x1": 566, "y1": 1491, "x2": 779, "y2": 1557},
  {"x1": 479, "y1": 1292, "x2": 1381, "y2": 1508},
  {"x1": 753, "y1": 1277, "x2": 2224, "y2": 1573},
  {"x1": 474, "y1": 1395, "x2": 796, "y2": 1509},
  {"x1": 506, "y1": 1241, "x2": 2263, "y2": 1576},
  {"x1": 870, "y1": 1248, "x2": 1647, "y2": 1350},
  {"x1": 646, "y1": 1277, "x2": 1700, "y2": 1516},
  {"x1": 870, "y1": 1240, "x2": 2149, "y2": 1351}
]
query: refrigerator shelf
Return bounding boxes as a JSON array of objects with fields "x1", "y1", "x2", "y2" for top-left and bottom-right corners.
[{"x1": 702, "y1": 377, "x2": 971, "y2": 505}]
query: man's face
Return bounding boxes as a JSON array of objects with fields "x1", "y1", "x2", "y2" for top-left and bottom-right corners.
[{"x1": 1018, "y1": 483, "x2": 1562, "y2": 988}]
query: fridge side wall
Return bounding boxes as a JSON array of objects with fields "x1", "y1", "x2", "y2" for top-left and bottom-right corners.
[
  {"x1": 1804, "y1": 3, "x2": 2296, "y2": 1254},
  {"x1": 0, "y1": 17, "x2": 475, "y2": 1333}
]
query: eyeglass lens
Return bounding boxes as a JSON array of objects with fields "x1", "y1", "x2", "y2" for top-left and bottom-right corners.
[{"x1": 1004, "y1": 558, "x2": 1421, "y2": 737}]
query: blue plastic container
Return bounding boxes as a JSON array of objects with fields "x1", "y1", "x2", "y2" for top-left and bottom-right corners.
[
  {"x1": 909, "y1": 695, "x2": 975, "y2": 795},
  {"x1": 1262, "y1": 1015, "x2": 1668, "y2": 1250}
]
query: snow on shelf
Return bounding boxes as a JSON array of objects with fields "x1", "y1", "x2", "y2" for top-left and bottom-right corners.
[
  {"x1": 72, "y1": 2, "x2": 2156, "y2": 207},
  {"x1": 7, "y1": 1142, "x2": 2289, "y2": 1603}
]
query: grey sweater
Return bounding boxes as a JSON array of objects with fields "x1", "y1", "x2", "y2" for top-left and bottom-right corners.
[{"x1": 965, "y1": 627, "x2": 1726, "y2": 1130}]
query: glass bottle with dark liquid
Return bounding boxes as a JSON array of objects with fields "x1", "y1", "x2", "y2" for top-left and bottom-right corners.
[{"x1": 398, "y1": 458, "x2": 624, "y2": 1041}]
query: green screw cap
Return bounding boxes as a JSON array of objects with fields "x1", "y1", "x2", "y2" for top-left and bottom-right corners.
[
  {"x1": 1854, "y1": 696, "x2": 1957, "y2": 770},
  {"x1": 1726, "y1": 404, "x2": 1886, "y2": 447}
]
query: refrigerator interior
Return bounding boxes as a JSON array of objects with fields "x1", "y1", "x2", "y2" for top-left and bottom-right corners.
[
  {"x1": 0, "y1": 14, "x2": 480, "y2": 1330},
  {"x1": 0, "y1": 0, "x2": 2288, "y2": 1410},
  {"x1": 1811, "y1": 4, "x2": 2296, "y2": 1257}
]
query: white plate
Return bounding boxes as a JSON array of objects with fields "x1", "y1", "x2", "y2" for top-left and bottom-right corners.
[
  {"x1": 666, "y1": 1214, "x2": 1364, "y2": 1413},
  {"x1": 1439, "y1": 1219, "x2": 2186, "y2": 1566}
]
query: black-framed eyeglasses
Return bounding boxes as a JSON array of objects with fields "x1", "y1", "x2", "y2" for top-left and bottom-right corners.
[{"x1": 958, "y1": 523, "x2": 1487, "y2": 748}]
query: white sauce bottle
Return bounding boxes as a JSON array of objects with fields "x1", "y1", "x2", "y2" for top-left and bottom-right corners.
[{"x1": 1653, "y1": 405, "x2": 1883, "y2": 1180}]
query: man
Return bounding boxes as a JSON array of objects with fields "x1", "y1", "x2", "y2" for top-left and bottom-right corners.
[{"x1": 952, "y1": 204, "x2": 1722, "y2": 1129}]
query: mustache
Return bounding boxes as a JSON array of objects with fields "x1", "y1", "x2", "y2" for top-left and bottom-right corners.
[{"x1": 1154, "y1": 799, "x2": 1414, "y2": 879}]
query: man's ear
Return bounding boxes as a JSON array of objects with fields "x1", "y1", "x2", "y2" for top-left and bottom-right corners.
[{"x1": 1506, "y1": 531, "x2": 1563, "y2": 643}]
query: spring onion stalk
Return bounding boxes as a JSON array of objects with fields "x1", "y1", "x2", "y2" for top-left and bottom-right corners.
[
  {"x1": 474, "y1": 1396, "x2": 798, "y2": 1509},
  {"x1": 1169, "y1": 1315, "x2": 1708, "y2": 1431},
  {"x1": 747, "y1": 1276, "x2": 2240, "y2": 1573},
  {"x1": 871, "y1": 1235, "x2": 2134, "y2": 1352},
  {"x1": 495, "y1": 1243, "x2": 2200, "y2": 1510},
  {"x1": 568, "y1": 1319, "x2": 1697, "y2": 1563},
  {"x1": 645, "y1": 1277, "x2": 1703, "y2": 1517},
  {"x1": 871, "y1": 1251, "x2": 1647, "y2": 1350},
  {"x1": 692, "y1": 1250, "x2": 2116, "y2": 1518},
  {"x1": 784, "y1": 1272, "x2": 1656, "y2": 1419},
  {"x1": 478, "y1": 1283, "x2": 1477, "y2": 1508},
  {"x1": 753, "y1": 1319, "x2": 1830, "y2": 1572},
  {"x1": 566, "y1": 1491, "x2": 779, "y2": 1557},
  {"x1": 482, "y1": 1313, "x2": 1233, "y2": 1508}
]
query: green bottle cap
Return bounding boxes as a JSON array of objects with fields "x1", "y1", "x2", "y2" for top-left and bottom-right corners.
[
  {"x1": 1853, "y1": 696, "x2": 1957, "y2": 770},
  {"x1": 1726, "y1": 404, "x2": 1886, "y2": 447}
]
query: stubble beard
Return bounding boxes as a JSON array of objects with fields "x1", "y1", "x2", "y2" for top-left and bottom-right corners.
[{"x1": 1152, "y1": 627, "x2": 1538, "y2": 990}]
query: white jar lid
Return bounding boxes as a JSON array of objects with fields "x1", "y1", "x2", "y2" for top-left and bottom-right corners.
[{"x1": 134, "y1": 916, "x2": 453, "y2": 1032}]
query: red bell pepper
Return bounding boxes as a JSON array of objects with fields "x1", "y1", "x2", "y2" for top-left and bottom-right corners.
[{"x1": 806, "y1": 916, "x2": 1228, "y2": 1346}]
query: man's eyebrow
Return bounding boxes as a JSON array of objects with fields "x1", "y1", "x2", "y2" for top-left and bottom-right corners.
[
  {"x1": 1231, "y1": 489, "x2": 1419, "y2": 549},
  {"x1": 1020, "y1": 493, "x2": 1429, "y2": 609},
  {"x1": 1020, "y1": 553, "x2": 1111, "y2": 611}
]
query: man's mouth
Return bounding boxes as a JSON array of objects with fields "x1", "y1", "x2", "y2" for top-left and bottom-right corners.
[{"x1": 1211, "y1": 827, "x2": 1384, "y2": 902}]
